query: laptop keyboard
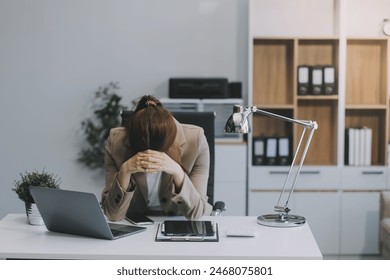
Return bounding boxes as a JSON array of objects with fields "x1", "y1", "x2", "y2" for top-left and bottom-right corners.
[
  {"x1": 109, "y1": 223, "x2": 146, "y2": 239},
  {"x1": 111, "y1": 229, "x2": 125, "y2": 237}
]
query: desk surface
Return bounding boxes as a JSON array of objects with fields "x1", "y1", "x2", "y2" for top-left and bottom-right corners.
[{"x1": 0, "y1": 214, "x2": 322, "y2": 260}]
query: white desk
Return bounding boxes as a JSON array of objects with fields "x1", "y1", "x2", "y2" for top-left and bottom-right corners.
[{"x1": 0, "y1": 214, "x2": 322, "y2": 260}]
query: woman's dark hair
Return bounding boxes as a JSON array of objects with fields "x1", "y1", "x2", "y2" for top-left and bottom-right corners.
[{"x1": 126, "y1": 95, "x2": 177, "y2": 155}]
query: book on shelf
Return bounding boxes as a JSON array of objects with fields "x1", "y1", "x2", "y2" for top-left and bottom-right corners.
[{"x1": 345, "y1": 127, "x2": 372, "y2": 166}]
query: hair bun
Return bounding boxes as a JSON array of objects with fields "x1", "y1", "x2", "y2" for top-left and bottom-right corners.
[{"x1": 146, "y1": 100, "x2": 157, "y2": 106}]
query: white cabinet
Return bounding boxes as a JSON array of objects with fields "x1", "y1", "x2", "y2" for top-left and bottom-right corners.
[
  {"x1": 294, "y1": 192, "x2": 341, "y2": 255},
  {"x1": 339, "y1": 168, "x2": 386, "y2": 254},
  {"x1": 215, "y1": 143, "x2": 247, "y2": 215},
  {"x1": 340, "y1": 192, "x2": 381, "y2": 254}
]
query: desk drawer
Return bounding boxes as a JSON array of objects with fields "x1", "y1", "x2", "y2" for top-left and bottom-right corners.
[
  {"x1": 249, "y1": 166, "x2": 340, "y2": 190},
  {"x1": 341, "y1": 167, "x2": 387, "y2": 190}
]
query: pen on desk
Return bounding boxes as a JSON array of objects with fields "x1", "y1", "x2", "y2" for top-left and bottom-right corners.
[
  {"x1": 170, "y1": 236, "x2": 204, "y2": 241},
  {"x1": 161, "y1": 222, "x2": 165, "y2": 234}
]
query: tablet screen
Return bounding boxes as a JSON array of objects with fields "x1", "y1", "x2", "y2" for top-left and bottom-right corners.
[{"x1": 163, "y1": 220, "x2": 214, "y2": 236}]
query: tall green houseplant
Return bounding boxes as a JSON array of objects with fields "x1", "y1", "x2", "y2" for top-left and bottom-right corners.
[{"x1": 78, "y1": 82, "x2": 127, "y2": 169}]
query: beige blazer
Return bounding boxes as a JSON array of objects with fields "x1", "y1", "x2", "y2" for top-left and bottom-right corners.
[{"x1": 101, "y1": 120, "x2": 212, "y2": 221}]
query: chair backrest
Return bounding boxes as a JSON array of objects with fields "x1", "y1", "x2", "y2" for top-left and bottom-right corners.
[{"x1": 120, "y1": 110, "x2": 215, "y2": 205}]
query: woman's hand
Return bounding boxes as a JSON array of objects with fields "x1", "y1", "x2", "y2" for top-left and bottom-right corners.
[
  {"x1": 117, "y1": 150, "x2": 185, "y2": 192},
  {"x1": 116, "y1": 152, "x2": 146, "y2": 191},
  {"x1": 138, "y1": 150, "x2": 185, "y2": 191}
]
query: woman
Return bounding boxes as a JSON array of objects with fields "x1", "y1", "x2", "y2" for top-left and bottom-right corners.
[{"x1": 101, "y1": 95, "x2": 212, "y2": 221}]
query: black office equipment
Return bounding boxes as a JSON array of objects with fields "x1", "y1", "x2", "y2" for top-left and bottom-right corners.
[
  {"x1": 228, "y1": 81, "x2": 242, "y2": 98},
  {"x1": 169, "y1": 78, "x2": 229, "y2": 99}
]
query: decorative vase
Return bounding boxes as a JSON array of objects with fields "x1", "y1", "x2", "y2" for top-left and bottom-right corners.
[{"x1": 25, "y1": 202, "x2": 44, "y2": 225}]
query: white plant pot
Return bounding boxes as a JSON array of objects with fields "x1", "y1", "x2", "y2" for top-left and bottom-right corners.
[{"x1": 25, "y1": 202, "x2": 44, "y2": 226}]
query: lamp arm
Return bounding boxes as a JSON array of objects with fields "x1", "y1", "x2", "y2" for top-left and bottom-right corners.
[
  {"x1": 275, "y1": 126, "x2": 316, "y2": 213},
  {"x1": 247, "y1": 106, "x2": 318, "y2": 214},
  {"x1": 251, "y1": 106, "x2": 317, "y2": 129}
]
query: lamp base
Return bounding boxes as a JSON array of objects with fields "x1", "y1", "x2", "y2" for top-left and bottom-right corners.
[{"x1": 257, "y1": 214, "x2": 306, "y2": 228}]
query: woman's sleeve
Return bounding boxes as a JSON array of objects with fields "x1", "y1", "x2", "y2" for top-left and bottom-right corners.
[
  {"x1": 171, "y1": 128, "x2": 212, "y2": 219},
  {"x1": 101, "y1": 129, "x2": 134, "y2": 221}
]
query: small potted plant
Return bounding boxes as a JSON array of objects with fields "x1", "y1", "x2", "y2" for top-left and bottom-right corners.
[{"x1": 12, "y1": 169, "x2": 61, "y2": 225}]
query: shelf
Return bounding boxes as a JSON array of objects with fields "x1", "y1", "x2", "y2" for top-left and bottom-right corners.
[
  {"x1": 252, "y1": 109, "x2": 293, "y2": 138},
  {"x1": 253, "y1": 104, "x2": 295, "y2": 110},
  {"x1": 346, "y1": 39, "x2": 388, "y2": 106},
  {"x1": 297, "y1": 95, "x2": 338, "y2": 101},
  {"x1": 297, "y1": 39, "x2": 339, "y2": 66},
  {"x1": 252, "y1": 39, "x2": 294, "y2": 106},
  {"x1": 345, "y1": 105, "x2": 388, "y2": 110},
  {"x1": 297, "y1": 99, "x2": 338, "y2": 165},
  {"x1": 345, "y1": 109, "x2": 387, "y2": 166}
]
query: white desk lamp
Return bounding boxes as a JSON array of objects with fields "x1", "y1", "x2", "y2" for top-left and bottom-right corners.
[{"x1": 225, "y1": 105, "x2": 318, "y2": 227}]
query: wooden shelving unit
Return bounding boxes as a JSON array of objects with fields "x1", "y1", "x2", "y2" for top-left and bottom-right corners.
[
  {"x1": 345, "y1": 38, "x2": 389, "y2": 165},
  {"x1": 252, "y1": 37, "x2": 339, "y2": 166},
  {"x1": 248, "y1": 35, "x2": 389, "y2": 256}
]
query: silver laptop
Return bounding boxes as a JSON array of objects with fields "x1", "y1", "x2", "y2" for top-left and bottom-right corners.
[{"x1": 29, "y1": 187, "x2": 146, "y2": 240}]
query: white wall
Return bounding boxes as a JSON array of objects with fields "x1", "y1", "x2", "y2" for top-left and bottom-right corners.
[
  {"x1": 250, "y1": 0, "x2": 390, "y2": 37},
  {"x1": 0, "y1": 0, "x2": 249, "y2": 219},
  {"x1": 345, "y1": 0, "x2": 390, "y2": 36},
  {"x1": 250, "y1": 0, "x2": 336, "y2": 37}
]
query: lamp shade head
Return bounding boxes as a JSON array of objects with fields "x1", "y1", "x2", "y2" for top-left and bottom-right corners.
[{"x1": 224, "y1": 105, "x2": 251, "y2": 134}]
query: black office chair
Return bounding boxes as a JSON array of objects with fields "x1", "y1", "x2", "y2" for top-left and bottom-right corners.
[{"x1": 120, "y1": 110, "x2": 225, "y2": 215}]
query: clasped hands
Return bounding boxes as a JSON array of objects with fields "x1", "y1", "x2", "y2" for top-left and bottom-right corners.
[
  {"x1": 135, "y1": 149, "x2": 165, "y2": 174},
  {"x1": 132, "y1": 150, "x2": 182, "y2": 180},
  {"x1": 119, "y1": 149, "x2": 185, "y2": 192}
]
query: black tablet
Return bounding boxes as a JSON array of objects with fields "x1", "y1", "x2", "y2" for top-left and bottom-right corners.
[{"x1": 162, "y1": 220, "x2": 215, "y2": 236}]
